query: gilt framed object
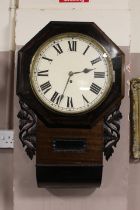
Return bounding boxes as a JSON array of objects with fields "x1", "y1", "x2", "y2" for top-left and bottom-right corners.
[{"x1": 130, "y1": 78, "x2": 140, "y2": 160}]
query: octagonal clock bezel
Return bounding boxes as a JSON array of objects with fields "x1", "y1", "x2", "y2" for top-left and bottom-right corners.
[{"x1": 17, "y1": 21, "x2": 124, "y2": 128}]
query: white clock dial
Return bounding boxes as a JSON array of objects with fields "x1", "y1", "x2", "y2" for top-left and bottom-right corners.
[{"x1": 30, "y1": 33, "x2": 113, "y2": 114}]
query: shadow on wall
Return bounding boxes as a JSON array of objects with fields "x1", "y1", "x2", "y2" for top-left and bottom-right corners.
[
  {"x1": 47, "y1": 187, "x2": 97, "y2": 197},
  {"x1": 0, "y1": 52, "x2": 9, "y2": 129}
]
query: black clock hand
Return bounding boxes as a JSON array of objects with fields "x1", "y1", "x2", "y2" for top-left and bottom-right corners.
[
  {"x1": 83, "y1": 68, "x2": 96, "y2": 73},
  {"x1": 62, "y1": 75, "x2": 71, "y2": 95},
  {"x1": 58, "y1": 68, "x2": 95, "y2": 106},
  {"x1": 58, "y1": 71, "x2": 73, "y2": 105},
  {"x1": 72, "y1": 68, "x2": 96, "y2": 75}
]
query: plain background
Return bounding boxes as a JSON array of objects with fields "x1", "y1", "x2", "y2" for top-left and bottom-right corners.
[{"x1": 0, "y1": 0, "x2": 140, "y2": 210}]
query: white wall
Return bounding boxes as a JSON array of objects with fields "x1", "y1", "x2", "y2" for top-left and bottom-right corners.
[
  {"x1": 1, "y1": 0, "x2": 140, "y2": 210},
  {"x1": 127, "y1": 2, "x2": 140, "y2": 210},
  {"x1": 0, "y1": 1, "x2": 13, "y2": 210}
]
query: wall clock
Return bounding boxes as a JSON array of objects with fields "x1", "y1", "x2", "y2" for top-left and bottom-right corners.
[
  {"x1": 17, "y1": 22, "x2": 124, "y2": 187},
  {"x1": 30, "y1": 32, "x2": 113, "y2": 115}
]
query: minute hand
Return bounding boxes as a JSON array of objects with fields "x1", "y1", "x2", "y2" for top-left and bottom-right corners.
[{"x1": 73, "y1": 68, "x2": 96, "y2": 75}]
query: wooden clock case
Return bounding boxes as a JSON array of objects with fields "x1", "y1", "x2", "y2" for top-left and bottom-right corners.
[{"x1": 17, "y1": 22, "x2": 124, "y2": 187}]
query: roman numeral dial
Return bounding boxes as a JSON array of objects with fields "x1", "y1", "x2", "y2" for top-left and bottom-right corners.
[
  {"x1": 67, "y1": 97, "x2": 73, "y2": 108},
  {"x1": 53, "y1": 44, "x2": 63, "y2": 54},
  {"x1": 94, "y1": 72, "x2": 105, "y2": 78},
  {"x1": 42, "y1": 57, "x2": 53, "y2": 62},
  {"x1": 40, "y1": 81, "x2": 52, "y2": 94},
  {"x1": 90, "y1": 83, "x2": 102, "y2": 95},
  {"x1": 91, "y1": 57, "x2": 101, "y2": 65},
  {"x1": 51, "y1": 91, "x2": 63, "y2": 104},
  {"x1": 82, "y1": 94, "x2": 89, "y2": 104},
  {"x1": 83, "y1": 45, "x2": 90, "y2": 55},
  {"x1": 38, "y1": 70, "x2": 48, "y2": 76},
  {"x1": 68, "y1": 41, "x2": 77, "y2": 51},
  {"x1": 30, "y1": 33, "x2": 113, "y2": 114}
]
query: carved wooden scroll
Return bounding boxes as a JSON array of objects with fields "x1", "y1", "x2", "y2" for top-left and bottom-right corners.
[
  {"x1": 17, "y1": 100, "x2": 37, "y2": 160},
  {"x1": 104, "y1": 105, "x2": 122, "y2": 161},
  {"x1": 17, "y1": 100, "x2": 122, "y2": 161},
  {"x1": 130, "y1": 78, "x2": 140, "y2": 160}
]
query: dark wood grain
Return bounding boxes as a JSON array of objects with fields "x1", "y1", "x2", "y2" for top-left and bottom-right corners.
[
  {"x1": 36, "y1": 119, "x2": 103, "y2": 186},
  {"x1": 36, "y1": 165, "x2": 103, "y2": 187},
  {"x1": 37, "y1": 119, "x2": 103, "y2": 164}
]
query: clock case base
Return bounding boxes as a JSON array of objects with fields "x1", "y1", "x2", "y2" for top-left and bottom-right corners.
[
  {"x1": 36, "y1": 120, "x2": 103, "y2": 187},
  {"x1": 36, "y1": 165, "x2": 102, "y2": 187}
]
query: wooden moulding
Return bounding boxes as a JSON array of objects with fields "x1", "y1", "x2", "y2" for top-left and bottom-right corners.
[{"x1": 130, "y1": 78, "x2": 140, "y2": 160}]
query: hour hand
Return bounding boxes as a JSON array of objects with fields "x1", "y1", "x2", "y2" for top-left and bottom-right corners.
[
  {"x1": 72, "y1": 68, "x2": 96, "y2": 75},
  {"x1": 83, "y1": 68, "x2": 96, "y2": 73}
]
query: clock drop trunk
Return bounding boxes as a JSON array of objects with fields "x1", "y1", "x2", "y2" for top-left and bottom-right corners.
[{"x1": 36, "y1": 119, "x2": 103, "y2": 187}]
